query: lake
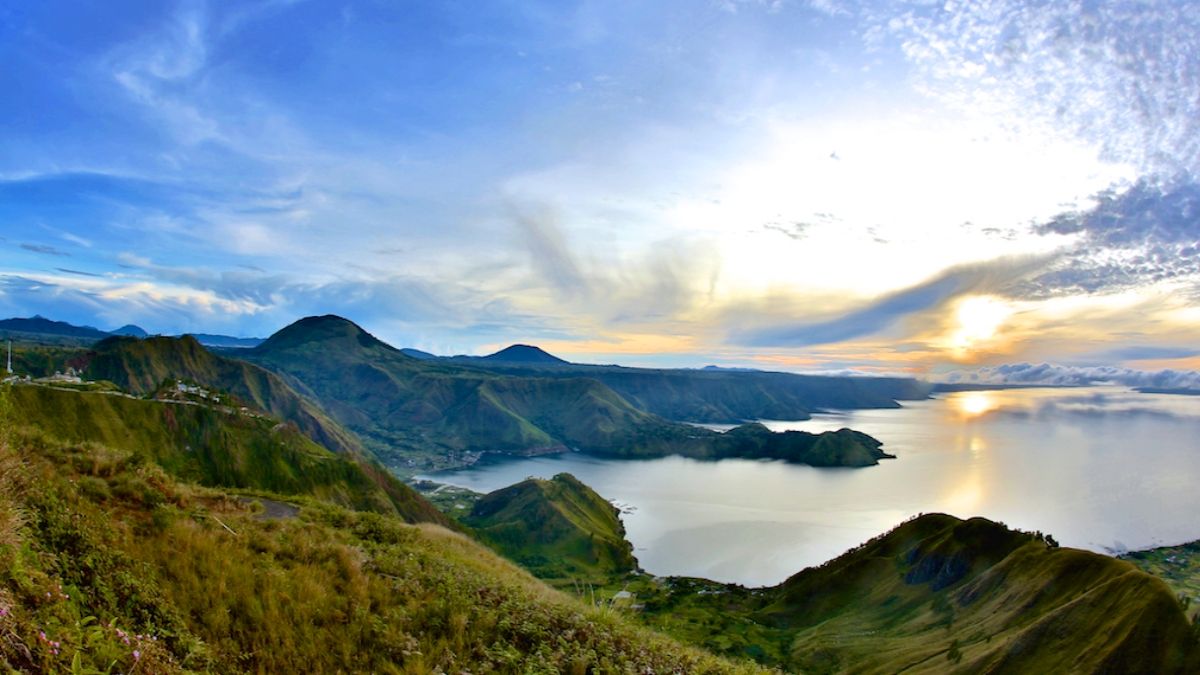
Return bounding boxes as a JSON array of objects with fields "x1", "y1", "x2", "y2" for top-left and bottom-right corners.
[{"x1": 423, "y1": 386, "x2": 1200, "y2": 587}]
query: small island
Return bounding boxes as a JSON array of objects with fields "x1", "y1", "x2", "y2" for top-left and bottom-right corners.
[{"x1": 588, "y1": 422, "x2": 892, "y2": 468}]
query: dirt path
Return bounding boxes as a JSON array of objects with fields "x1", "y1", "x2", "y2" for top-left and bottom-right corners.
[{"x1": 239, "y1": 496, "x2": 301, "y2": 520}]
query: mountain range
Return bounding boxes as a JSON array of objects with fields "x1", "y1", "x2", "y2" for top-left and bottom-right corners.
[
  {"x1": 3, "y1": 314, "x2": 929, "y2": 423},
  {"x1": 238, "y1": 315, "x2": 898, "y2": 470},
  {"x1": 0, "y1": 315, "x2": 263, "y2": 348}
]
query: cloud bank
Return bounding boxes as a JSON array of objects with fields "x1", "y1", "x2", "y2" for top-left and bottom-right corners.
[{"x1": 941, "y1": 362, "x2": 1200, "y2": 391}]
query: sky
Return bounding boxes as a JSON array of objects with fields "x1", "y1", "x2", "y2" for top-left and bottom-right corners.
[{"x1": 2, "y1": 0, "x2": 1199, "y2": 380}]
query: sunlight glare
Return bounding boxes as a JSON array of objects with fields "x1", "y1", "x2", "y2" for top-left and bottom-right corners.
[
  {"x1": 950, "y1": 295, "x2": 1013, "y2": 357},
  {"x1": 955, "y1": 391, "x2": 997, "y2": 418}
]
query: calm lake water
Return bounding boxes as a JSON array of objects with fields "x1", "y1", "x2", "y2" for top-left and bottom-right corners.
[{"x1": 423, "y1": 386, "x2": 1200, "y2": 587}]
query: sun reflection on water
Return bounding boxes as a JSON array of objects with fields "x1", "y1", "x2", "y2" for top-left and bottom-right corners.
[{"x1": 954, "y1": 391, "x2": 998, "y2": 418}]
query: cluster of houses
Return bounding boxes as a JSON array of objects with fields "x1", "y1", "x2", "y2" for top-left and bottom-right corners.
[{"x1": 4, "y1": 340, "x2": 84, "y2": 385}]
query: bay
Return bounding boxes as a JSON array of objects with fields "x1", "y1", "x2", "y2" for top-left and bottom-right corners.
[{"x1": 423, "y1": 386, "x2": 1200, "y2": 587}]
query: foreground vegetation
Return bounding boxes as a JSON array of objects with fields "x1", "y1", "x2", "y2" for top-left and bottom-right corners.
[{"x1": 0, "y1": 406, "x2": 764, "y2": 672}]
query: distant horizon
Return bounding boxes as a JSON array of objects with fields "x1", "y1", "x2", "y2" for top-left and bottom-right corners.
[{"x1": 4, "y1": 310, "x2": 1200, "y2": 391}]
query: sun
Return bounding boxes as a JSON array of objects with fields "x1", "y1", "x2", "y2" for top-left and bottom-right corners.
[{"x1": 948, "y1": 295, "x2": 1013, "y2": 358}]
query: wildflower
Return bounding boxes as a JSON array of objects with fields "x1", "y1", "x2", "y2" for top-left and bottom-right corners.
[{"x1": 133, "y1": 650, "x2": 141, "y2": 660}]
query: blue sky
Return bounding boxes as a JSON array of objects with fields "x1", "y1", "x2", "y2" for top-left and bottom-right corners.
[{"x1": 2, "y1": 0, "x2": 1199, "y2": 378}]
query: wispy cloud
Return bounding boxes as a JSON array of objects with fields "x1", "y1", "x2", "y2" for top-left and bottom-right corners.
[
  {"x1": 733, "y1": 256, "x2": 1047, "y2": 347},
  {"x1": 511, "y1": 201, "x2": 589, "y2": 299},
  {"x1": 55, "y1": 268, "x2": 103, "y2": 277},
  {"x1": 20, "y1": 244, "x2": 70, "y2": 257},
  {"x1": 106, "y1": 2, "x2": 223, "y2": 145}
]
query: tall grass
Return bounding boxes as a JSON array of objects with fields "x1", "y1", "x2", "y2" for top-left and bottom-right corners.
[{"x1": 0, "y1": 422, "x2": 766, "y2": 673}]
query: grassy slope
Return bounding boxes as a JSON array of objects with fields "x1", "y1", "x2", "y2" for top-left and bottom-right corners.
[
  {"x1": 1123, "y1": 540, "x2": 1200, "y2": 621},
  {"x1": 7, "y1": 384, "x2": 447, "y2": 525},
  {"x1": 0, "y1": 426, "x2": 763, "y2": 674},
  {"x1": 465, "y1": 473, "x2": 637, "y2": 583},
  {"x1": 631, "y1": 514, "x2": 1199, "y2": 673},
  {"x1": 80, "y1": 335, "x2": 364, "y2": 457}
]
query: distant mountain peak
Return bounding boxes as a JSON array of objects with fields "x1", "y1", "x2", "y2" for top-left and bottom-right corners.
[
  {"x1": 482, "y1": 344, "x2": 569, "y2": 365},
  {"x1": 255, "y1": 315, "x2": 397, "y2": 353},
  {"x1": 111, "y1": 324, "x2": 149, "y2": 338}
]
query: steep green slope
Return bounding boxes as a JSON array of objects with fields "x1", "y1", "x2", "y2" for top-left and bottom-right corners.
[
  {"x1": 79, "y1": 334, "x2": 364, "y2": 457},
  {"x1": 465, "y1": 473, "x2": 637, "y2": 583},
  {"x1": 632, "y1": 514, "x2": 1199, "y2": 673},
  {"x1": 7, "y1": 384, "x2": 447, "y2": 525},
  {"x1": 0, "y1": 427, "x2": 761, "y2": 674},
  {"x1": 241, "y1": 315, "x2": 895, "y2": 472}
]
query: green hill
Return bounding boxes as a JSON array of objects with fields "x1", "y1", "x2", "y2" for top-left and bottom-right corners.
[
  {"x1": 80, "y1": 334, "x2": 364, "y2": 457},
  {"x1": 465, "y1": 473, "x2": 637, "y2": 583},
  {"x1": 632, "y1": 513, "x2": 1200, "y2": 672},
  {"x1": 0, "y1": 423, "x2": 761, "y2": 674},
  {"x1": 6, "y1": 384, "x2": 447, "y2": 525},
  {"x1": 241, "y1": 315, "x2": 895, "y2": 472}
]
